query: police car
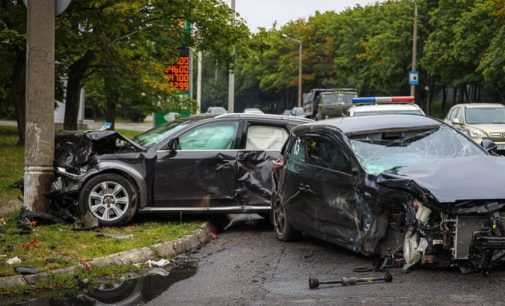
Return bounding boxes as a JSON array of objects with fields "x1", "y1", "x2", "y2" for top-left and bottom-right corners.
[{"x1": 347, "y1": 96, "x2": 425, "y2": 117}]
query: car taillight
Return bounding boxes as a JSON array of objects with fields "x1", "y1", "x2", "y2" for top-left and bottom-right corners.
[{"x1": 272, "y1": 159, "x2": 285, "y2": 171}]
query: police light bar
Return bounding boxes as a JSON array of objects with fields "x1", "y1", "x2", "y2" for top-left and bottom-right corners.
[{"x1": 352, "y1": 96, "x2": 415, "y2": 105}]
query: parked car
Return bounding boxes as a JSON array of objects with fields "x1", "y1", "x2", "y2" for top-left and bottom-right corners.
[
  {"x1": 445, "y1": 103, "x2": 505, "y2": 153},
  {"x1": 206, "y1": 107, "x2": 228, "y2": 115},
  {"x1": 273, "y1": 114, "x2": 505, "y2": 272},
  {"x1": 290, "y1": 107, "x2": 305, "y2": 117},
  {"x1": 53, "y1": 114, "x2": 312, "y2": 226},
  {"x1": 244, "y1": 108, "x2": 264, "y2": 115}
]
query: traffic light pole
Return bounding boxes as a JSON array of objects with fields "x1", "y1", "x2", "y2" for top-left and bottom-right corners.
[{"x1": 410, "y1": 1, "x2": 418, "y2": 97}]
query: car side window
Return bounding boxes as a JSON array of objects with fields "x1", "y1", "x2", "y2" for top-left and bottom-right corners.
[
  {"x1": 288, "y1": 137, "x2": 306, "y2": 163},
  {"x1": 457, "y1": 107, "x2": 465, "y2": 122},
  {"x1": 452, "y1": 107, "x2": 460, "y2": 121},
  {"x1": 179, "y1": 121, "x2": 239, "y2": 150},
  {"x1": 246, "y1": 125, "x2": 289, "y2": 151},
  {"x1": 305, "y1": 136, "x2": 351, "y2": 173}
]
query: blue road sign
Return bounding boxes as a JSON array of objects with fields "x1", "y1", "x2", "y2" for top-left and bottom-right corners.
[{"x1": 409, "y1": 71, "x2": 419, "y2": 86}]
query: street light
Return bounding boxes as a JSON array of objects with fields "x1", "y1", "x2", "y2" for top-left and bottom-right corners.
[{"x1": 282, "y1": 34, "x2": 303, "y2": 108}]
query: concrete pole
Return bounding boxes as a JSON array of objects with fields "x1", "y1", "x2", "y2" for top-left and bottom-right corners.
[
  {"x1": 197, "y1": 51, "x2": 203, "y2": 114},
  {"x1": 298, "y1": 42, "x2": 303, "y2": 108},
  {"x1": 24, "y1": 0, "x2": 55, "y2": 212},
  {"x1": 410, "y1": 0, "x2": 418, "y2": 97},
  {"x1": 227, "y1": 0, "x2": 235, "y2": 113}
]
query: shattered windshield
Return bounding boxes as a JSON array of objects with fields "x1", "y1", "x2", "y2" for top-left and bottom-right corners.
[
  {"x1": 350, "y1": 125, "x2": 484, "y2": 175},
  {"x1": 133, "y1": 120, "x2": 190, "y2": 148},
  {"x1": 466, "y1": 108, "x2": 505, "y2": 124}
]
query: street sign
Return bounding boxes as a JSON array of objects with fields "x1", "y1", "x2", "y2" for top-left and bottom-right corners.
[
  {"x1": 409, "y1": 71, "x2": 419, "y2": 86},
  {"x1": 22, "y1": 0, "x2": 72, "y2": 15}
]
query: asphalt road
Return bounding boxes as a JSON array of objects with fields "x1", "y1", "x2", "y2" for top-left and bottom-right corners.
[{"x1": 147, "y1": 220, "x2": 505, "y2": 306}]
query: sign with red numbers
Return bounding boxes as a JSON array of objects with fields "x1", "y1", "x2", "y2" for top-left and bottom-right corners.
[{"x1": 165, "y1": 48, "x2": 190, "y2": 93}]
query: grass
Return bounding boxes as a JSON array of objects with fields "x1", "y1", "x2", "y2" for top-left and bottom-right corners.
[
  {"x1": 0, "y1": 126, "x2": 23, "y2": 203},
  {"x1": 0, "y1": 214, "x2": 201, "y2": 277}
]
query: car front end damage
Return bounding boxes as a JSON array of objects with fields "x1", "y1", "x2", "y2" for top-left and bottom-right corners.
[
  {"x1": 377, "y1": 174, "x2": 505, "y2": 273},
  {"x1": 49, "y1": 131, "x2": 144, "y2": 222}
]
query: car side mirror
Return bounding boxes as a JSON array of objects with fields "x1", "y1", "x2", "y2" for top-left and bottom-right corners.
[
  {"x1": 166, "y1": 138, "x2": 179, "y2": 155},
  {"x1": 452, "y1": 118, "x2": 461, "y2": 125},
  {"x1": 481, "y1": 138, "x2": 498, "y2": 155}
]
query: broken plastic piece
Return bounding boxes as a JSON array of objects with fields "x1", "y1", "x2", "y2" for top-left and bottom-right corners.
[
  {"x1": 146, "y1": 259, "x2": 170, "y2": 268},
  {"x1": 6, "y1": 256, "x2": 22, "y2": 265}
]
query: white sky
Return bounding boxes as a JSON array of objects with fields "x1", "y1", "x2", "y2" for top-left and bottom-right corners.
[{"x1": 226, "y1": 0, "x2": 380, "y2": 31}]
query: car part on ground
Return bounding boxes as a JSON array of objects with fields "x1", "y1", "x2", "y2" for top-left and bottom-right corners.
[
  {"x1": 275, "y1": 114, "x2": 505, "y2": 273},
  {"x1": 308, "y1": 272, "x2": 393, "y2": 289}
]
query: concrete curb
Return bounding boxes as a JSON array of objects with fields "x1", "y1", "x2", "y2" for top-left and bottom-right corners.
[{"x1": 0, "y1": 222, "x2": 212, "y2": 290}]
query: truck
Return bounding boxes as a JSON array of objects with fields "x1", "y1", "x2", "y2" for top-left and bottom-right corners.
[{"x1": 303, "y1": 88, "x2": 358, "y2": 120}]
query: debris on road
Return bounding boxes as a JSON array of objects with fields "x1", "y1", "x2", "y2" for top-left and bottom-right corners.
[
  {"x1": 6, "y1": 256, "x2": 22, "y2": 265},
  {"x1": 14, "y1": 266, "x2": 38, "y2": 275},
  {"x1": 146, "y1": 258, "x2": 170, "y2": 268},
  {"x1": 308, "y1": 272, "x2": 393, "y2": 289}
]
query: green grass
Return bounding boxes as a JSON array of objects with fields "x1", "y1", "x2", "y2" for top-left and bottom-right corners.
[
  {"x1": 0, "y1": 126, "x2": 23, "y2": 203},
  {"x1": 0, "y1": 215, "x2": 201, "y2": 277}
]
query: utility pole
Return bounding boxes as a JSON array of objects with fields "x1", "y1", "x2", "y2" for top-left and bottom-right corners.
[
  {"x1": 410, "y1": 0, "x2": 418, "y2": 97},
  {"x1": 24, "y1": 0, "x2": 56, "y2": 212},
  {"x1": 197, "y1": 51, "x2": 203, "y2": 114},
  {"x1": 282, "y1": 34, "x2": 303, "y2": 108},
  {"x1": 298, "y1": 42, "x2": 303, "y2": 108},
  {"x1": 227, "y1": 0, "x2": 235, "y2": 113}
]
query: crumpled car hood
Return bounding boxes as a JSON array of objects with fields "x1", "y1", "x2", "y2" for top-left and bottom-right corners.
[
  {"x1": 379, "y1": 155, "x2": 505, "y2": 204},
  {"x1": 55, "y1": 130, "x2": 143, "y2": 172}
]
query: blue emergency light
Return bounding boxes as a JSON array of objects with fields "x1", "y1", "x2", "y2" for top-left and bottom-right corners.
[{"x1": 352, "y1": 96, "x2": 415, "y2": 105}]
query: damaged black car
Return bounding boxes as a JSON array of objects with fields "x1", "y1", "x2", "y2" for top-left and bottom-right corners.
[
  {"x1": 273, "y1": 114, "x2": 505, "y2": 272},
  {"x1": 53, "y1": 114, "x2": 311, "y2": 226}
]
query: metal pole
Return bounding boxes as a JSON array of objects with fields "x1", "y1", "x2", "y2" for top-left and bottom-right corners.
[
  {"x1": 410, "y1": 0, "x2": 418, "y2": 97},
  {"x1": 197, "y1": 51, "x2": 203, "y2": 114},
  {"x1": 298, "y1": 42, "x2": 303, "y2": 108},
  {"x1": 227, "y1": 0, "x2": 235, "y2": 113},
  {"x1": 24, "y1": 0, "x2": 55, "y2": 212}
]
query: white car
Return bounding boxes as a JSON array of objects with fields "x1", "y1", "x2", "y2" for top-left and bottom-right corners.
[{"x1": 348, "y1": 103, "x2": 425, "y2": 117}]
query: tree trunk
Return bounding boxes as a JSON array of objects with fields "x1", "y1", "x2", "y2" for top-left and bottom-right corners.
[
  {"x1": 441, "y1": 86, "x2": 447, "y2": 114},
  {"x1": 104, "y1": 73, "x2": 118, "y2": 129},
  {"x1": 8, "y1": 50, "x2": 26, "y2": 145},
  {"x1": 63, "y1": 51, "x2": 95, "y2": 130}
]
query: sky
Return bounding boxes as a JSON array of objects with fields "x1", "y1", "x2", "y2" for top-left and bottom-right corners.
[{"x1": 228, "y1": 0, "x2": 380, "y2": 31}]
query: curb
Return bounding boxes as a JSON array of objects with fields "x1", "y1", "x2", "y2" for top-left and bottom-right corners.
[{"x1": 0, "y1": 222, "x2": 212, "y2": 290}]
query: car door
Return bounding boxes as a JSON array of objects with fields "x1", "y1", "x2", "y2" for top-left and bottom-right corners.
[
  {"x1": 302, "y1": 133, "x2": 362, "y2": 247},
  {"x1": 281, "y1": 135, "x2": 322, "y2": 234},
  {"x1": 153, "y1": 119, "x2": 240, "y2": 209},
  {"x1": 237, "y1": 120, "x2": 290, "y2": 206}
]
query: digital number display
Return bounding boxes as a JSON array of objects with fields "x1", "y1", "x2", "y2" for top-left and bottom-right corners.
[{"x1": 165, "y1": 56, "x2": 190, "y2": 92}]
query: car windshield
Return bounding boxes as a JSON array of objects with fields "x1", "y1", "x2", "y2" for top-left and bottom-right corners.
[
  {"x1": 353, "y1": 110, "x2": 423, "y2": 116},
  {"x1": 350, "y1": 125, "x2": 484, "y2": 175},
  {"x1": 133, "y1": 120, "x2": 190, "y2": 148},
  {"x1": 466, "y1": 108, "x2": 505, "y2": 124}
]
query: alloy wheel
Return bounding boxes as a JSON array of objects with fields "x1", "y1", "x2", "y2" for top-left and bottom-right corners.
[{"x1": 88, "y1": 181, "x2": 130, "y2": 222}]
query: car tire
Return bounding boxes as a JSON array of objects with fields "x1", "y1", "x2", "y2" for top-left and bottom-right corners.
[
  {"x1": 272, "y1": 199, "x2": 301, "y2": 241},
  {"x1": 79, "y1": 173, "x2": 138, "y2": 227}
]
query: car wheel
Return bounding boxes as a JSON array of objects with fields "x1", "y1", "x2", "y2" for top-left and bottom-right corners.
[
  {"x1": 80, "y1": 173, "x2": 138, "y2": 227},
  {"x1": 273, "y1": 199, "x2": 300, "y2": 241}
]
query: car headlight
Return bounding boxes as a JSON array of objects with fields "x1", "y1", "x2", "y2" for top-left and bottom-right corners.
[{"x1": 467, "y1": 128, "x2": 487, "y2": 138}]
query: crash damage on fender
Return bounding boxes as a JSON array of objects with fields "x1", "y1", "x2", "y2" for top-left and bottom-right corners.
[{"x1": 276, "y1": 115, "x2": 505, "y2": 273}]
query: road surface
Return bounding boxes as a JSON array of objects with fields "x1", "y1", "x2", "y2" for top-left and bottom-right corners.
[{"x1": 148, "y1": 221, "x2": 505, "y2": 306}]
